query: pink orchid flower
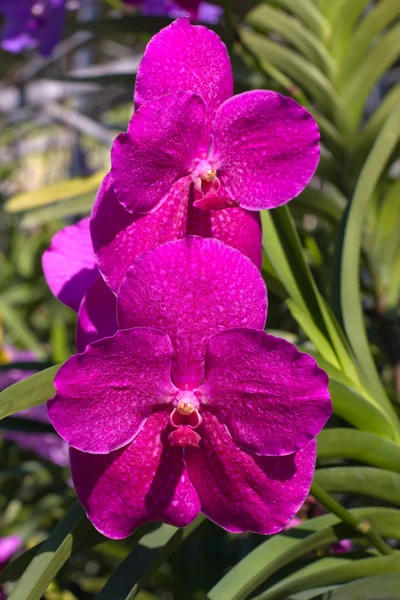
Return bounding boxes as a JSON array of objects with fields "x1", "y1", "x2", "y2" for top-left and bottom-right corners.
[
  {"x1": 111, "y1": 18, "x2": 319, "y2": 216},
  {"x1": 47, "y1": 237, "x2": 331, "y2": 539}
]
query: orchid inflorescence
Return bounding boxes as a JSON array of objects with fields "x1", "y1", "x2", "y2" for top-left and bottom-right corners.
[{"x1": 42, "y1": 19, "x2": 331, "y2": 539}]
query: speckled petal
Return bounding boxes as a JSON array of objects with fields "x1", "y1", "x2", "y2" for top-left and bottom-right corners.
[
  {"x1": 187, "y1": 203, "x2": 262, "y2": 269},
  {"x1": 111, "y1": 91, "x2": 205, "y2": 214},
  {"x1": 42, "y1": 218, "x2": 98, "y2": 312},
  {"x1": 48, "y1": 328, "x2": 176, "y2": 454},
  {"x1": 76, "y1": 277, "x2": 118, "y2": 353},
  {"x1": 187, "y1": 413, "x2": 316, "y2": 534},
  {"x1": 211, "y1": 90, "x2": 320, "y2": 210},
  {"x1": 70, "y1": 410, "x2": 200, "y2": 539},
  {"x1": 134, "y1": 18, "x2": 232, "y2": 134},
  {"x1": 117, "y1": 237, "x2": 267, "y2": 389},
  {"x1": 90, "y1": 173, "x2": 189, "y2": 295},
  {"x1": 199, "y1": 329, "x2": 331, "y2": 456}
]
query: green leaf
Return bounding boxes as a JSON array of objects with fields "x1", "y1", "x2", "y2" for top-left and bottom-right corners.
[
  {"x1": 240, "y1": 29, "x2": 340, "y2": 118},
  {"x1": 253, "y1": 554, "x2": 400, "y2": 600},
  {"x1": 0, "y1": 298, "x2": 46, "y2": 359},
  {"x1": 317, "y1": 428, "x2": 400, "y2": 472},
  {"x1": 307, "y1": 573, "x2": 400, "y2": 600},
  {"x1": 340, "y1": 22, "x2": 400, "y2": 132},
  {"x1": 332, "y1": 106, "x2": 400, "y2": 422},
  {"x1": 292, "y1": 187, "x2": 345, "y2": 225},
  {"x1": 262, "y1": 207, "x2": 360, "y2": 384},
  {"x1": 304, "y1": 352, "x2": 399, "y2": 441},
  {"x1": 356, "y1": 83, "x2": 400, "y2": 157},
  {"x1": 7, "y1": 502, "x2": 107, "y2": 600},
  {"x1": 0, "y1": 365, "x2": 59, "y2": 420},
  {"x1": 266, "y1": 0, "x2": 331, "y2": 40},
  {"x1": 328, "y1": 0, "x2": 370, "y2": 62},
  {"x1": 206, "y1": 507, "x2": 400, "y2": 600},
  {"x1": 338, "y1": 1, "x2": 400, "y2": 86},
  {"x1": 4, "y1": 171, "x2": 106, "y2": 213},
  {"x1": 247, "y1": 5, "x2": 335, "y2": 76},
  {"x1": 96, "y1": 516, "x2": 205, "y2": 600},
  {"x1": 20, "y1": 194, "x2": 94, "y2": 228},
  {"x1": 314, "y1": 467, "x2": 400, "y2": 506}
]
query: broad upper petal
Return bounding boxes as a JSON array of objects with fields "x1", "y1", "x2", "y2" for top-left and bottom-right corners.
[
  {"x1": 111, "y1": 91, "x2": 205, "y2": 214},
  {"x1": 70, "y1": 411, "x2": 200, "y2": 539},
  {"x1": 48, "y1": 328, "x2": 176, "y2": 454},
  {"x1": 91, "y1": 173, "x2": 189, "y2": 294},
  {"x1": 42, "y1": 218, "x2": 98, "y2": 312},
  {"x1": 117, "y1": 237, "x2": 267, "y2": 388},
  {"x1": 76, "y1": 277, "x2": 118, "y2": 353},
  {"x1": 187, "y1": 413, "x2": 316, "y2": 534},
  {"x1": 211, "y1": 90, "x2": 320, "y2": 210},
  {"x1": 134, "y1": 18, "x2": 232, "y2": 134},
  {"x1": 199, "y1": 329, "x2": 331, "y2": 456}
]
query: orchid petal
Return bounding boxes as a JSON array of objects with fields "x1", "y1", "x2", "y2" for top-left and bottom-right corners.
[
  {"x1": 187, "y1": 413, "x2": 316, "y2": 534},
  {"x1": 134, "y1": 18, "x2": 232, "y2": 134},
  {"x1": 199, "y1": 329, "x2": 331, "y2": 456},
  {"x1": 48, "y1": 328, "x2": 176, "y2": 454},
  {"x1": 111, "y1": 91, "x2": 205, "y2": 214},
  {"x1": 187, "y1": 204, "x2": 262, "y2": 269},
  {"x1": 211, "y1": 90, "x2": 320, "y2": 210},
  {"x1": 91, "y1": 173, "x2": 189, "y2": 294},
  {"x1": 42, "y1": 218, "x2": 98, "y2": 312},
  {"x1": 76, "y1": 277, "x2": 118, "y2": 353},
  {"x1": 70, "y1": 411, "x2": 200, "y2": 539},
  {"x1": 117, "y1": 237, "x2": 267, "y2": 388}
]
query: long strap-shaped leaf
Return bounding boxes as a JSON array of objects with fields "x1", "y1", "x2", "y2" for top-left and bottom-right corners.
[
  {"x1": 252, "y1": 554, "x2": 400, "y2": 600},
  {"x1": 332, "y1": 106, "x2": 400, "y2": 420},
  {"x1": 8, "y1": 502, "x2": 106, "y2": 600},
  {"x1": 308, "y1": 573, "x2": 400, "y2": 600},
  {"x1": 314, "y1": 467, "x2": 400, "y2": 506},
  {"x1": 317, "y1": 428, "x2": 400, "y2": 472},
  {"x1": 266, "y1": 0, "x2": 331, "y2": 40},
  {"x1": 96, "y1": 516, "x2": 205, "y2": 600},
  {"x1": 206, "y1": 507, "x2": 400, "y2": 600},
  {"x1": 0, "y1": 364, "x2": 59, "y2": 419}
]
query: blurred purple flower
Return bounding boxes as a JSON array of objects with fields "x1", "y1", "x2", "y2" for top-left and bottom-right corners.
[
  {"x1": 48, "y1": 237, "x2": 331, "y2": 539},
  {"x1": 0, "y1": 347, "x2": 69, "y2": 467},
  {"x1": 0, "y1": 535, "x2": 22, "y2": 570},
  {"x1": 0, "y1": 0, "x2": 66, "y2": 55},
  {"x1": 123, "y1": 0, "x2": 219, "y2": 22}
]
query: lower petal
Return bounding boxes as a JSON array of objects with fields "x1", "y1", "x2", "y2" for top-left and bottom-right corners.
[
  {"x1": 91, "y1": 173, "x2": 190, "y2": 294},
  {"x1": 70, "y1": 411, "x2": 201, "y2": 539},
  {"x1": 187, "y1": 413, "x2": 316, "y2": 534},
  {"x1": 76, "y1": 277, "x2": 118, "y2": 353}
]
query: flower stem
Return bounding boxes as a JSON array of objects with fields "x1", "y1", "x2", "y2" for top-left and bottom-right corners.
[{"x1": 311, "y1": 481, "x2": 393, "y2": 555}]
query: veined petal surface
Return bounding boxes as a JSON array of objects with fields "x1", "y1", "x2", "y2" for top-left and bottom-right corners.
[
  {"x1": 117, "y1": 237, "x2": 267, "y2": 388},
  {"x1": 48, "y1": 328, "x2": 176, "y2": 454},
  {"x1": 70, "y1": 411, "x2": 200, "y2": 539}
]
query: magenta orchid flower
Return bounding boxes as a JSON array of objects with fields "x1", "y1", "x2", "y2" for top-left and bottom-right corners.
[
  {"x1": 111, "y1": 18, "x2": 320, "y2": 216},
  {"x1": 0, "y1": 0, "x2": 66, "y2": 55},
  {"x1": 48, "y1": 237, "x2": 331, "y2": 539}
]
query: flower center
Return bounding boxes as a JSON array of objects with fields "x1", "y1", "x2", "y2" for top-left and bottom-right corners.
[
  {"x1": 168, "y1": 391, "x2": 202, "y2": 448},
  {"x1": 176, "y1": 401, "x2": 195, "y2": 415},
  {"x1": 201, "y1": 168, "x2": 217, "y2": 182}
]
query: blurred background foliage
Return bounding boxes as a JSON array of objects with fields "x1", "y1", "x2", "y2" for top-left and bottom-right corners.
[{"x1": 0, "y1": 0, "x2": 400, "y2": 598}]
